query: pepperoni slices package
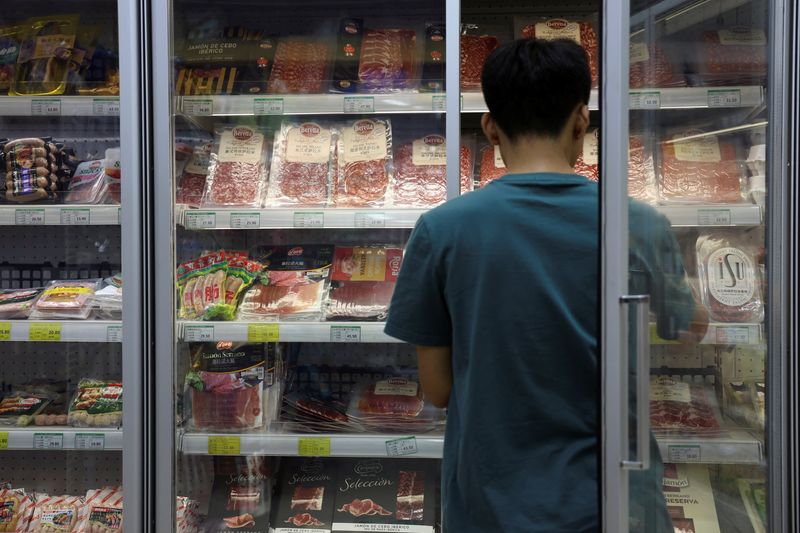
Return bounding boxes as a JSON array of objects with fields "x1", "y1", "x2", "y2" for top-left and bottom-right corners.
[
  {"x1": 459, "y1": 33, "x2": 499, "y2": 91},
  {"x1": 177, "y1": 143, "x2": 212, "y2": 207},
  {"x1": 202, "y1": 125, "x2": 270, "y2": 208},
  {"x1": 325, "y1": 246, "x2": 403, "y2": 321},
  {"x1": 477, "y1": 144, "x2": 507, "y2": 187},
  {"x1": 270, "y1": 458, "x2": 337, "y2": 533},
  {"x1": 334, "y1": 119, "x2": 393, "y2": 207},
  {"x1": 0, "y1": 488, "x2": 34, "y2": 532},
  {"x1": 268, "y1": 38, "x2": 330, "y2": 94},
  {"x1": 27, "y1": 493, "x2": 83, "y2": 531},
  {"x1": 64, "y1": 159, "x2": 109, "y2": 204},
  {"x1": 75, "y1": 486, "x2": 123, "y2": 532},
  {"x1": 700, "y1": 27, "x2": 767, "y2": 86},
  {"x1": 574, "y1": 129, "x2": 599, "y2": 182},
  {"x1": 629, "y1": 40, "x2": 682, "y2": 88},
  {"x1": 266, "y1": 121, "x2": 336, "y2": 207},
  {"x1": 696, "y1": 230, "x2": 764, "y2": 323},
  {"x1": 516, "y1": 17, "x2": 599, "y2": 87}
]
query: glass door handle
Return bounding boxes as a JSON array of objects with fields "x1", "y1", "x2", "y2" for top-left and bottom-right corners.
[{"x1": 620, "y1": 294, "x2": 650, "y2": 471}]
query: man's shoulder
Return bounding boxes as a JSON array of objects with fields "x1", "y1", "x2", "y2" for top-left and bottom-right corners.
[
  {"x1": 628, "y1": 197, "x2": 670, "y2": 231},
  {"x1": 421, "y1": 186, "x2": 498, "y2": 228}
]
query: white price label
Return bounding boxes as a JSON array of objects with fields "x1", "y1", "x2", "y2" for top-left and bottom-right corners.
[
  {"x1": 33, "y1": 433, "x2": 64, "y2": 450},
  {"x1": 386, "y1": 436, "x2": 418, "y2": 457},
  {"x1": 708, "y1": 89, "x2": 742, "y2": 108},
  {"x1": 330, "y1": 326, "x2": 362, "y2": 343},
  {"x1": 75, "y1": 433, "x2": 106, "y2": 450},
  {"x1": 668, "y1": 445, "x2": 701, "y2": 462},
  {"x1": 254, "y1": 97, "x2": 284, "y2": 115},
  {"x1": 60, "y1": 208, "x2": 90, "y2": 225},
  {"x1": 93, "y1": 98, "x2": 120, "y2": 116},
  {"x1": 184, "y1": 325, "x2": 214, "y2": 342},
  {"x1": 432, "y1": 95, "x2": 446, "y2": 112},
  {"x1": 293, "y1": 211, "x2": 324, "y2": 228},
  {"x1": 31, "y1": 98, "x2": 61, "y2": 116},
  {"x1": 354, "y1": 212, "x2": 386, "y2": 228},
  {"x1": 697, "y1": 209, "x2": 732, "y2": 225},
  {"x1": 343, "y1": 96, "x2": 375, "y2": 113},
  {"x1": 185, "y1": 212, "x2": 216, "y2": 229},
  {"x1": 230, "y1": 212, "x2": 260, "y2": 229},
  {"x1": 715, "y1": 326, "x2": 753, "y2": 344},
  {"x1": 630, "y1": 91, "x2": 661, "y2": 109},
  {"x1": 15, "y1": 209, "x2": 45, "y2": 225},
  {"x1": 183, "y1": 98, "x2": 213, "y2": 116},
  {"x1": 106, "y1": 325, "x2": 123, "y2": 343}
]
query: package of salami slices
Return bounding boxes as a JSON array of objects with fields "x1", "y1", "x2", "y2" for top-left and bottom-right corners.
[
  {"x1": 477, "y1": 144, "x2": 507, "y2": 187},
  {"x1": 696, "y1": 230, "x2": 764, "y2": 323},
  {"x1": 574, "y1": 129, "x2": 599, "y2": 182},
  {"x1": 201, "y1": 124, "x2": 270, "y2": 208},
  {"x1": 334, "y1": 119, "x2": 393, "y2": 207},
  {"x1": 176, "y1": 143, "x2": 212, "y2": 207},
  {"x1": 629, "y1": 39, "x2": 683, "y2": 88}
]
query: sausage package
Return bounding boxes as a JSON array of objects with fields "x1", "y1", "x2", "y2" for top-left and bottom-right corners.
[
  {"x1": 325, "y1": 246, "x2": 402, "y2": 321},
  {"x1": 516, "y1": 17, "x2": 599, "y2": 87},
  {"x1": 334, "y1": 119, "x2": 393, "y2": 207},
  {"x1": 10, "y1": 15, "x2": 79, "y2": 96},
  {"x1": 460, "y1": 33, "x2": 498, "y2": 91},
  {"x1": 67, "y1": 378, "x2": 123, "y2": 428},
  {"x1": 27, "y1": 493, "x2": 83, "y2": 532},
  {"x1": 176, "y1": 251, "x2": 228, "y2": 320},
  {"x1": 202, "y1": 125, "x2": 270, "y2": 208},
  {"x1": 0, "y1": 391, "x2": 51, "y2": 427},
  {"x1": 0, "y1": 288, "x2": 42, "y2": 319},
  {"x1": 477, "y1": 144, "x2": 507, "y2": 187},
  {"x1": 0, "y1": 488, "x2": 35, "y2": 532},
  {"x1": 3, "y1": 137, "x2": 59, "y2": 203},
  {"x1": 29, "y1": 279, "x2": 100, "y2": 320},
  {"x1": 266, "y1": 121, "x2": 336, "y2": 207},
  {"x1": 75, "y1": 487, "x2": 123, "y2": 532}
]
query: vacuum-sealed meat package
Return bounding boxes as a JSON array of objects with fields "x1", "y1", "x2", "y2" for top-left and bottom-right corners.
[
  {"x1": 27, "y1": 494, "x2": 83, "y2": 532},
  {"x1": 478, "y1": 145, "x2": 506, "y2": 187},
  {"x1": 347, "y1": 377, "x2": 445, "y2": 432},
  {"x1": 658, "y1": 132, "x2": 745, "y2": 203},
  {"x1": 696, "y1": 230, "x2": 763, "y2": 323},
  {"x1": 3, "y1": 137, "x2": 59, "y2": 203},
  {"x1": 10, "y1": 15, "x2": 79, "y2": 96},
  {"x1": 334, "y1": 118, "x2": 393, "y2": 207},
  {"x1": 629, "y1": 41, "x2": 679, "y2": 88},
  {"x1": 574, "y1": 129, "x2": 599, "y2": 182},
  {"x1": 325, "y1": 246, "x2": 403, "y2": 321},
  {"x1": 202, "y1": 125, "x2": 269, "y2": 207},
  {"x1": 67, "y1": 378, "x2": 123, "y2": 428},
  {"x1": 517, "y1": 17, "x2": 599, "y2": 87},
  {"x1": 0, "y1": 288, "x2": 42, "y2": 319},
  {"x1": 64, "y1": 159, "x2": 108, "y2": 204},
  {"x1": 268, "y1": 38, "x2": 329, "y2": 94},
  {"x1": 701, "y1": 27, "x2": 767, "y2": 85},
  {"x1": 358, "y1": 29, "x2": 417, "y2": 92},
  {"x1": 650, "y1": 376, "x2": 722, "y2": 436},
  {"x1": 176, "y1": 143, "x2": 212, "y2": 207},
  {"x1": 0, "y1": 488, "x2": 34, "y2": 532},
  {"x1": 460, "y1": 34, "x2": 498, "y2": 91},
  {"x1": 627, "y1": 135, "x2": 658, "y2": 203},
  {"x1": 29, "y1": 279, "x2": 100, "y2": 320},
  {"x1": 392, "y1": 135, "x2": 474, "y2": 206},
  {"x1": 0, "y1": 391, "x2": 51, "y2": 427},
  {"x1": 266, "y1": 121, "x2": 335, "y2": 207},
  {"x1": 104, "y1": 147, "x2": 122, "y2": 204}
]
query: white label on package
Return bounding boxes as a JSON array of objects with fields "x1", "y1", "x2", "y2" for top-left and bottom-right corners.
[
  {"x1": 673, "y1": 136, "x2": 722, "y2": 162},
  {"x1": 184, "y1": 145, "x2": 212, "y2": 175},
  {"x1": 253, "y1": 97, "x2": 284, "y2": 115},
  {"x1": 218, "y1": 126, "x2": 264, "y2": 165},
  {"x1": 386, "y1": 436, "x2": 418, "y2": 457},
  {"x1": 75, "y1": 433, "x2": 106, "y2": 450},
  {"x1": 535, "y1": 20, "x2": 582, "y2": 44},
  {"x1": 493, "y1": 145, "x2": 506, "y2": 168},
  {"x1": 230, "y1": 212, "x2": 260, "y2": 229},
  {"x1": 718, "y1": 28, "x2": 767, "y2": 46},
  {"x1": 343, "y1": 120, "x2": 388, "y2": 163},
  {"x1": 31, "y1": 98, "x2": 61, "y2": 116},
  {"x1": 582, "y1": 131, "x2": 599, "y2": 165},
  {"x1": 667, "y1": 445, "x2": 701, "y2": 463},
  {"x1": 412, "y1": 135, "x2": 446, "y2": 166},
  {"x1": 15, "y1": 209, "x2": 45, "y2": 225},
  {"x1": 650, "y1": 379, "x2": 691, "y2": 403},
  {"x1": 707, "y1": 247, "x2": 756, "y2": 306},
  {"x1": 330, "y1": 325, "x2": 362, "y2": 343},
  {"x1": 286, "y1": 123, "x2": 332, "y2": 164},
  {"x1": 33, "y1": 433, "x2": 64, "y2": 449},
  {"x1": 630, "y1": 43, "x2": 650, "y2": 64},
  {"x1": 374, "y1": 378, "x2": 418, "y2": 396}
]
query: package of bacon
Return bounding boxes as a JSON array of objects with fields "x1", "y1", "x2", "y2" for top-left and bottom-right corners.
[
  {"x1": 270, "y1": 458, "x2": 338, "y2": 532},
  {"x1": 205, "y1": 457, "x2": 272, "y2": 533}
]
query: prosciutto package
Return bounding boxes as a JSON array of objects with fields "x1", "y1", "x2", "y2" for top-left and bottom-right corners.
[
  {"x1": 696, "y1": 230, "x2": 763, "y2": 323},
  {"x1": 64, "y1": 159, "x2": 108, "y2": 204},
  {"x1": 325, "y1": 246, "x2": 403, "y2": 321},
  {"x1": 347, "y1": 377, "x2": 445, "y2": 432},
  {"x1": 393, "y1": 135, "x2": 474, "y2": 206},
  {"x1": 702, "y1": 27, "x2": 767, "y2": 84},
  {"x1": 28, "y1": 493, "x2": 82, "y2": 532},
  {"x1": 334, "y1": 118, "x2": 393, "y2": 207},
  {"x1": 658, "y1": 132, "x2": 745, "y2": 204},
  {"x1": 176, "y1": 143, "x2": 211, "y2": 207},
  {"x1": 478, "y1": 145, "x2": 507, "y2": 187},
  {"x1": 202, "y1": 125, "x2": 269, "y2": 208},
  {"x1": 629, "y1": 41, "x2": 679, "y2": 88},
  {"x1": 650, "y1": 377, "x2": 723, "y2": 436},
  {"x1": 0, "y1": 488, "x2": 34, "y2": 532},
  {"x1": 518, "y1": 18, "x2": 599, "y2": 87},
  {"x1": 358, "y1": 29, "x2": 417, "y2": 92},
  {"x1": 460, "y1": 34, "x2": 499, "y2": 91},
  {"x1": 266, "y1": 121, "x2": 335, "y2": 207},
  {"x1": 268, "y1": 38, "x2": 329, "y2": 94}
]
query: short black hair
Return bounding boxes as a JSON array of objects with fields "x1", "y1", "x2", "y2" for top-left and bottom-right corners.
[{"x1": 481, "y1": 38, "x2": 591, "y2": 140}]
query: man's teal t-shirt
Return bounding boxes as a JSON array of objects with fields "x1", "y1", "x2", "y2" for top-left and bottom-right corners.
[{"x1": 384, "y1": 172, "x2": 693, "y2": 532}]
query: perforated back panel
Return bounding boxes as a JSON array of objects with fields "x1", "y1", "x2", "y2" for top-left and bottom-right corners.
[{"x1": 0, "y1": 451, "x2": 121, "y2": 495}]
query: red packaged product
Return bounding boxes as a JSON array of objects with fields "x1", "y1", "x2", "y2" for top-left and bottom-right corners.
[
  {"x1": 202, "y1": 125, "x2": 269, "y2": 207},
  {"x1": 393, "y1": 135, "x2": 474, "y2": 206},
  {"x1": 354, "y1": 378, "x2": 424, "y2": 418},
  {"x1": 519, "y1": 18, "x2": 599, "y2": 87},
  {"x1": 629, "y1": 42, "x2": 678, "y2": 88},
  {"x1": 268, "y1": 39, "x2": 329, "y2": 94},
  {"x1": 650, "y1": 377, "x2": 722, "y2": 436},
  {"x1": 574, "y1": 129, "x2": 599, "y2": 182},
  {"x1": 478, "y1": 145, "x2": 507, "y2": 187},
  {"x1": 702, "y1": 27, "x2": 767, "y2": 82},
  {"x1": 266, "y1": 121, "x2": 334, "y2": 207},
  {"x1": 658, "y1": 132, "x2": 744, "y2": 203},
  {"x1": 177, "y1": 143, "x2": 211, "y2": 207},
  {"x1": 358, "y1": 29, "x2": 417, "y2": 92},
  {"x1": 460, "y1": 34, "x2": 499, "y2": 91},
  {"x1": 334, "y1": 118, "x2": 393, "y2": 207},
  {"x1": 627, "y1": 135, "x2": 657, "y2": 203},
  {"x1": 325, "y1": 246, "x2": 403, "y2": 321}
]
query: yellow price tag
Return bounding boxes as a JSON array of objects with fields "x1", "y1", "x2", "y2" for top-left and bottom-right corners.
[
  {"x1": 247, "y1": 323, "x2": 280, "y2": 343},
  {"x1": 29, "y1": 322, "x2": 62, "y2": 342},
  {"x1": 0, "y1": 322, "x2": 11, "y2": 341},
  {"x1": 298, "y1": 437, "x2": 331, "y2": 457},
  {"x1": 208, "y1": 436, "x2": 241, "y2": 455},
  {"x1": 649, "y1": 324, "x2": 679, "y2": 345},
  {"x1": 0, "y1": 432, "x2": 8, "y2": 449}
]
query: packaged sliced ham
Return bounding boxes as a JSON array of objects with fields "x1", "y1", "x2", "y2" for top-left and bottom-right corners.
[
  {"x1": 76, "y1": 487, "x2": 123, "y2": 532},
  {"x1": 0, "y1": 488, "x2": 34, "y2": 532},
  {"x1": 334, "y1": 119, "x2": 393, "y2": 207},
  {"x1": 67, "y1": 378, "x2": 123, "y2": 428},
  {"x1": 29, "y1": 279, "x2": 100, "y2": 320},
  {"x1": 268, "y1": 38, "x2": 329, "y2": 94},
  {"x1": 358, "y1": 29, "x2": 417, "y2": 93},
  {"x1": 176, "y1": 143, "x2": 212, "y2": 207},
  {"x1": 516, "y1": 17, "x2": 599, "y2": 87},
  {"x1": 477, "y1": 144, "x2": 506, "y2": 187},
  {"x1": 28, "y1": 493, "x2": 82, "y2": 532},
  {"x1": 267, "y1": 121, "x2": 335, "y2": 207},
  {"x1": 325, "y1": 246, "x2": 402, "y2": 321},
  {"x1": 347, "y1": 377, "x2": 445, "y2": 432},
  {"x1": 202, "y1": 125, "x2": 269, "y2": 208},
  {"x1": 650, "y1": 376, "x2": 723, "y2": 436},
  {"x1": 460, "y1": 33, "x2": 499, "y2": 91},
  {"x1": 64, "y1": 159, "x2": 108, "y2": 204},
  {"x1": 0, "y1": 288, "x2": 42, "y2": 319},
  {"x1": 696, "y1": 230, "x2": 763, "y2": 323},
  {"x1": 629, "y1": 41, "x2": 679, "y2": 88},
  {"x1": 281, "y1": 392, "x2": 354, "y2": 433},
  {"x1": 658, "y1": 132, "x2": 745, "y2": 204},
  {"x1": 702, "y1": 27, "x2": 767, "y2": 85},
  {"x1": 176, "y1": 252, "x2": 228, "y2": 320}
]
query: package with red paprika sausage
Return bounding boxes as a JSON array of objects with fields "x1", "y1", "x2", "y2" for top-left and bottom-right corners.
[
  {"x1": 459, "y1": 27, "x2": 499, "y2": 91},
  {"x1": 629, "y1": 39, "x2": 683, "y2": 88},
  {"x1": 202, "y1": 124, "x2": 270, "y2": 208},
  {"x1": 699, "y1": 26, "x2": 767, "y2": 86},
  {"x1": 333, "y1": 118, "x2": 393, "y2": 207}
]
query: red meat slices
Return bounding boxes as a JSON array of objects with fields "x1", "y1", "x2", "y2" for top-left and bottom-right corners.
[
  {"x1": 393, "y1": 143, "x2": 473, "y2": 206},
  {"x1": 574, "y1": 153, "x2": 599, "y2": 182},
  {"x1": 478, "y1": 145, "x2": 506, "y2": 187},
  {"x1": 268, "y1": 40, "x2": 329, "y2": 94},
  {"x1": 334, "y1": 119, "x2": 392, "y2": 207},
  {"x1": 460, "y1": 35, "x2": 499, "y2": 90},
  {"x1": 268, "y1": 122, "x2": 333, "y2": 206},
  {"x1": 357, "y1": 380, "x2": 424, "y2": 418},
  {"x1": 277, "y1": 161, "x2": 330, "y2": 204},
  {"x1": 703, "y1": 29, "x2": 767, "y2": 77},
  {"x1": 285, "y1": 513, "x2": 325, "y2": 526},
  {"x1": 291, "y1": 486, "x2": 324, "y2": 511},
  {"x1": 650, "y1": 379, "x2": 720, "y2": 435},
  {"x1": 337, "y1": 499, "x2": 392, "y2": 517},
  {"x1": 358, "y1": 29, "x2": 416, "y2": 91},
  {"x1": 176, "y1": 173, "x2": 207, "y2": 207},
  {"x1": 659, "y1": 135, "x2": 744, "y2": 203},
  {"x1": 239, "y1": 282, "x2": 323, "y2": 317},
  {"x1": 326, "y1": 281, "x2": 396, "y2": 320},
  {"x1": 190, "y1": 386, "x2": 261, "y2": 430},
  {"x1": 296, "y1": 397, "x2": 349, "y2": 424},
  {"x1": 335, "y1": 159, "x2": 389, "y2": 206},
  {"x1": 629, "y1": 43, "x2": 676, "y2": 88},
  {"x1": 207, "y1": 161, "x2": 264, "y2": 205},
  {"x1": 628, "y1": 136, "x2": 655, "y2": 202},
  {"x1": 522, "y1": 20, "x2": 599, "y2": 87},
  {"x1": 396, "y1": 471, "x2": 425, "y2": 521}
]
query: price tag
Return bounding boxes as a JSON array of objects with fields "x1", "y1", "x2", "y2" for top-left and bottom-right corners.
[
  {"x1": 254, "y1": 97, "x2": 284, "y2": 115},
  {"x1": 298, "y1": 437, "x2": 331, "y2": 457},
  {"x1": 183, "y1": 98, "x2": 213, "y2": 116},
  {"x1": 386, "y1": 436, "x2": 418, "y2": 457},
  {"x1": 15, "y1": 209, "x2": 45, "y2": 225},
  {"x1": 208, "y1": 436, "x2": 240, "y2": 455},
  {"x1": 92, "y1": 98, "x2": 120, "y2": 116},
  {"x1": 708, "y1": 89, "x2": 742, "y2": 108},
  {"x1": 630, "y1": 91, "x2": 661, "y2": 109},
  {"x1": 75, "y1": 433, "x2": 106, "y2": 450},
  {"x1": 0, "y1": 432, "x2": 8, "y2": 449},
  {"x1": 697, "y1": 208, "x2": 732, "y2": 226},
  {"x1": 184, "y1": 325, "x2": 214, "y2": 342},
  {"x1": 293, "y1": 211, "x2": 324, "y2": 228},
  {"x1": 185, "y1": 211, "x2": 216, "y2": 229},
  {"x1": 247, "y1": 323, "x2": 280, "y2": 343},
  {"x1": 60, "y1": 208, "x2": 91, "y2": 225},
  {"x1": 0, "y1": 322, "x2": 10, "y2": 341},
  {"x1": 31, "y1": 98, "x2": 61, "y2": 116},
  {"x1": 668, "y1": 445, "x2": 701, "y2": 463},
  {"x1": 716, "y1": 326, "x2": 753, "y2": 345},
  {"x1": 330, "y1": 326, "x2": 361, "y2": 343},
  {"x1": 354, "y1": 212, "x2": 386, "y2": 228},
  {"x1": 29, "y1": 322, "x2": 61, "y2": 342},
  {"x1": 432, "y1": 95, "x2": 446, "y2": 112},
  {"x1": 34, "y1": 433, "x2": 64, "y2": 450},
  {"x1": 106, "y1": 325, "x2": 123, "y2": 343},
  {"x1": 230, "y1": 212, "x2": 260, "y2": 229},
  {"x1": 343, "y1": 96, "x2": 375, "y2": 113}
]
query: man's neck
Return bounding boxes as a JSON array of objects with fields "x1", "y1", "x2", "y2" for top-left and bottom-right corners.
[{"x1": 500, "y1": 136, "x2": 575, "y2": 175}]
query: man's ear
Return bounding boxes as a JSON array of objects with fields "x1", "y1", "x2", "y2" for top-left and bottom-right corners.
[
  {"x1": 481, "y1": 113, "x2": 501, "y2": 145},
  {"x1": 574, "y1": 104, "x2": 590, "y2": 139}
]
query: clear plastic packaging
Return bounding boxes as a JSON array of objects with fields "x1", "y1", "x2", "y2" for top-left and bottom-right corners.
[
  {"x1": 477, "y1": 144, "x2": 506, "y2": 187},
  {"x1": 0, "y1": 391, "x2": 52, "y2": 427},
  {"x1": 176, "y1": 251, "x2": 228, "y2": 320},
  {"x1": 27, "y1": 494, "x2": 83, "y2": 532},
  {"x1": 0, "y1": 288, "x2": 42, "y2": 319},
  {"x1": 176, "y1": 143, "x2": 212, "y2": 207},
  {"x1": 67, "y1": 378, "x2": 123, "y2": 428},
  {"x1": 76, "y1": 487, "x2": 123, "y2": 532},
  {"x1": 0, "y1": 488, "x2": 35, "y2": 532},
  {"x1": 176, "y1": 496, "x2": 201, "y2": 533},
  {"x1": 202, "y1": 125, "x2": 270, "y2": 208},
  {"x1": 4, "y1": 137, "x2": 58, "y2": 204},
  {"x1": 346, "y1": 377, "x2": 446, "y2": 432},
  {"x1": 460, "y1": 32, "x2": 498, "y2": 91},
  {"x1": 649, "y1": 376, "x2": 723, "y2": 437},
  {"x1": 627, "y1": 134, "x2": 658, "y2": 203},
  {"x1": 92, "y1": 274, "x2": 123, "y2": 320},
  {"x1": 104, "y1": 148, "x2": 121, "y2": 204},
  {"x1": 574, "y1": 129, "x2": 599, "y2": 182},
  {"x1": 700, "y1": 27, "x2": 767, "y2": 86},
  {"x1": 358, "y1": 28, "x2": 418, "y2": 93},
  {"x1": 325, "y1": 246, "x2": 403, "y2": 321},
  {"x1": 629, "y1": 40, "x2": 682, "y2": 88},
  {"x1": 334, "y1": 118, "x2": 393, "y2": 207},
  {"x1": 268, "y1": 38, "x2": 330, "y2": 94},
  {"x1": 10, "y1": 15, "x2": 79, "y2": 96},
  {"x1": 64, "y1": 159, "x2": 108, "y2": 204},
  {"x1": 29, "y1": 279, "x2": 101, "y2": 320}
]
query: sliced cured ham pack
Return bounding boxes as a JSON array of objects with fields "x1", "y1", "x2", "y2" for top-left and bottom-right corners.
[
  {"x1": 650, "y1": 376, "x2": 723, "y2": 437},
  {"x1": 206, "y1": 457, "x2": 272, "y2": 533},
  {"x1": 325, "y1": 246, "x2": 403, "y2": 321},
  {"x1": 271, "y1": 458, "x2": 338, "y2": 533}
]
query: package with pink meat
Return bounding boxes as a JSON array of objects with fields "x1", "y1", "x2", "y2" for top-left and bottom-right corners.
[
  {"x1": 201, "y1": 125, "x2": 270, "y2": 208},
  {"x1": 325, "y1": 246, "x2": 402, "y2": 321}
]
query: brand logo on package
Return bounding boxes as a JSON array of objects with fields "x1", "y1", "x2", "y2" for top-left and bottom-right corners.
[
  {"x1": 547, "y1": 19, "x2": 569, "y2": 30},
  {"x1": 232, "y1": 127, "x2": 254, "y2": 141},
  {"x1": 423, "y1": 135, "x2": 445, "y2": 146},
  {"x1": 387, "y1": 377, "x2": 409, "y2": 386},
  {"x1": 355, "y1": 460, "x2": 383, "y2": 476},
  {"x1": 288, "y1": 246, "x2": 304, "y2": 256},
  {"x1": 301, "y1": 459, "x2": 324, "y2": 474},
  {"x1": 216, "y1": 340, "x2": 233, "y2": 350},
  {"x1": 389, "y1": 255, "x2": 401, "y2": 276},
  {"x1": 354, "y1": 120, "x2": 375, "y2": 135},
  {"x1": 345, "y1": 23, "x2": 359, "y2": 34},
  {"x1": 300, "y1": 123, "x2": 321, "y2": 137}
]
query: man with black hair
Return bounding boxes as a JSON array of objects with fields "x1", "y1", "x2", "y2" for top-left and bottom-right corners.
[{"x1": 385, "y1": 38, "x2": 700, "y2": 532}]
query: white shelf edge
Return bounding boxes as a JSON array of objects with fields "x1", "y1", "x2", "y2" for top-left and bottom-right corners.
[
  {"x1": 656, "y1": 429, "x2": 763, "y2": 464},
  {"x1": 179, "y1": 321, "x2": 397, "y2": 343},
  {"x1": 179, "y1": 431, "x2": 444, "y2": 458},
  {"x1": 0, "y1": 96, "x2": 120, "y2": 117},
  {"x1": 0, "y1": 427, "x2": 123, "y2": 451},
  {"x1": 0, "y1": 205, "x2": 121, "y2": 226},
  {"x1": 656, "y1": 204, "x2": 762, "y2": 227},
  {"x1": 0, "y1": 320, "x2": 122, "y2": 343}
]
